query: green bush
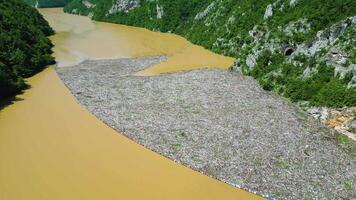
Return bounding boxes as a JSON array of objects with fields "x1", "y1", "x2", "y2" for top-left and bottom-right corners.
[
  {"x1": 23, "y1": 0, "x2": 72, "y2": 7},
  {"x1": 311, "y1": 80, "x2": 356, "y2": 107},
  {"x1": 0, "y1": 63, "x2": 25, "y2": 97},
  {"x1": 247, "y1": 52, "x2": 356, "y2": 107},
  {"x1": 0, "y1": 0, "x2": 55, "y2": 99}
]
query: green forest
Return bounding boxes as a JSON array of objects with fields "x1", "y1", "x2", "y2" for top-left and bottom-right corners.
[
  {"x1": 23, "y1": 0, "x2": 71, "y2": 7},
  {"x1": 0, "y1": 0, "x2": 55, "y2": 99},
  {"x1": 65, "y1": 0, "x2": 356, "y2": 108}
]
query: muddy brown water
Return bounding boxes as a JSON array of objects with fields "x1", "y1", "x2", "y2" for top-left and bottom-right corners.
[
  {"x1": 0, "y1": 8, "x2": 262, "y2": 199},
  {"x1": 41, "y1": 8, "x2": 235, "y2": 74}
]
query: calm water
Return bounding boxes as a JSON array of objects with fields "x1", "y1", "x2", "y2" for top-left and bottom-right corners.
[{"x1": 40, "y1": 8, "x2": 235, "y2": 75}]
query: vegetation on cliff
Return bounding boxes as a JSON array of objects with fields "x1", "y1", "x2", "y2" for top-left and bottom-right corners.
[
  {"x1": 64, "y1": 0, "x2": 356, "y2": 107},
  {"x1": 23, "y1": 0, "x2": 72, "y2": 7},
  {"x1": 0, "y1": 0, "x2": 54, "y2": 99}
]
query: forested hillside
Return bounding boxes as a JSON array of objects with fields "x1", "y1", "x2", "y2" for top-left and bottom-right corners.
[
  {"x1": 64, "y1": 0, "x2": 356, "y2": 107},
  {"x1": 23, "y1": 0, "x2": 71, "y2": 7},
  {"x1": 0, "y1": 0, "x2": 54, "y2": 98}
]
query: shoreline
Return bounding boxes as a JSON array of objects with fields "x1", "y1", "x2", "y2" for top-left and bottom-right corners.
[
  {"x1": 1, "y1": 65, "x2": 260, "y2": 200},
  {"x1": 56, "y1": 56, "x2": 355, "y2": 199}
]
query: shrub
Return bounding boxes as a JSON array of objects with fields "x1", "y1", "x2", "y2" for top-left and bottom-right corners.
[
  {"x1": 0, "y1": 0, "x2": 54, "y2": 99},
  {"x1": 311, "y1": 80, "x2": 356, "y2": 107}
]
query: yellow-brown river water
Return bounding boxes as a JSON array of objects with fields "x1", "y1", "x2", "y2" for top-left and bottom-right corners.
[
  {"x1": 0, "y1": 8, "x2": 262, "y2": 199},
  {"x1": 42, "y1": 8, "x2": 235, "y2": 75}
]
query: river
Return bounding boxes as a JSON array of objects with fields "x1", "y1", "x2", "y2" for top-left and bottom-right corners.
[
  {"x1": 0, "y1": 8, "x2": 261, "y2": 200},
  {"x1": 40, "y1": 8, "x2": 235, "y2": 75}
]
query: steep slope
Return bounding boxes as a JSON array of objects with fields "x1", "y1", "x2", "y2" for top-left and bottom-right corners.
[
  {"x1": 64, "y1": 0, "x2": 356, "y2": 107},
  {"x1": 23, "y1": 0, "x2": 72, "y2": 7},
  {"x1": 0, "y1": 0, "x2": 54, "y2": 99}
]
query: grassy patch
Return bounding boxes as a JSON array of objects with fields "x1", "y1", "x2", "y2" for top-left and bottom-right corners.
[{"x1": 337, "y1": 134, "x2": 356, "y2": 156}]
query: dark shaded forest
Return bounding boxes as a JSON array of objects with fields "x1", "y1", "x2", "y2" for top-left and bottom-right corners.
[
  {"x1": 23, "y1": 0, "x2": 72, "y2": 8},
  {"x1": 0, "y1": 0, "x2": 55, "y2": 99}
]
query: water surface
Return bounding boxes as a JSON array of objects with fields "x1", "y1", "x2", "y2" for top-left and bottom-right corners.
[
  {"x1": 40, "y1": 8, "x2": 235, "y2": 75},
  {"x1": 0, "y1": 8, "x2": 261, "y2": 200}
]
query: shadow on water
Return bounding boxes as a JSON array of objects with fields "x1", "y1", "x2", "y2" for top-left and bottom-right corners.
[
  {"x1": 0, "y1": 85, "x2": 30, "y2": 111},
  {"x1": 0, "y1": 96, "x2": 24, "y2": 111},
  {"x1": 0, "y1": 63, "x2": 52, "y2": 112}
]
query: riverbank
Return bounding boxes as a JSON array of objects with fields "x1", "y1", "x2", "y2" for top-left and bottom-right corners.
[
  {"x1": 0, "y1": 66, "x2": 261, "y2": 199},
  {"x1": 0, "y1": 8, "x2": 266, "y2": 199},
  {"x1": 57, "y1": 57, "x2": 356, "y2": 199}
]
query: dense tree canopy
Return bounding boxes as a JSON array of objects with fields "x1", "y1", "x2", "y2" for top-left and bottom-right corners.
[
  {"x1": 0, "y1": 0, "x2": 54, "y2": 99},
  {"x1": 23, "y1": 0, "x2": 72, "y2": 8}
]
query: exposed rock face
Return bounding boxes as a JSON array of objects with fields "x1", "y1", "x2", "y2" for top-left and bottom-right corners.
[
  {"x1": 293, "y1": 19, "x2": 350, "y2": 57},
  {"x1": 264, "y1": 4, "x2": 273, "y2": 19},
  {"x1": 345, "y1": 119, "x2": 356, "y2": 133},
  {"x1": 195, "y1": 2, "x2": 215, "y2": 20},
  {"x1": 246, "y1": 53, "x2": 258, "y2": 69},
  {"x1": 308, "y1": 107, "x2": 356, "y2": 141},
  {"x1": 156, "y1": 4, "x2": 163, "y2": 19},
  {"x1": 289, "y1": 0, "x2": 298, "y2": 6},
  {"x1": 327, "y1": 48, "x2": 348, "y2": 65},
  {"x1": 240, "y1": 15, "x2": 356, "y2": 89},
  {"x1": 307, "y1": 107, "x2": 329, "y2": 122},
  {"x1": 82, "y1": 0, "x2": 95, "y2": 9},
  {"x1": 108, "y1": 0, "x2": 140, "y2": 14},
  {"x1": 228, "y1": 3, "x2": 356, "y2": 138},
  {"x1": 349, "y1": 74, "x2": 356, "y2": 88},
  {"x1": 283, "y1": 18, "x2": 311, "y2": 37}
]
